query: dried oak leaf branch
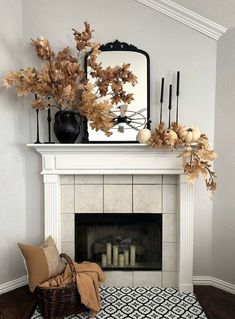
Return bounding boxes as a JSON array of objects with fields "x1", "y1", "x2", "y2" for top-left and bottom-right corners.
[
  {"x1": 181, "y1": 135, "x2": 217, "y2": 193},
  {"x1": 148, "y1": 123, "x2": 217, "y2": 194},
  {"x1": 1, "y1": 22, "x2": 138, "y2": 136}
]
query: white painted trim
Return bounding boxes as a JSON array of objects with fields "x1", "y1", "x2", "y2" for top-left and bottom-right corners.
[
  {"x1": 28, "y1": 143, "x2": 194, "y2": 293},
  {"x1": 0, "y1": 275, "x2": 28, "y2": 295},
  {"x1": 43, "y1": 174, "x2": 61, "y2": 252},
  {"x1": 1, "y1": 274, "x2": 234, "y2": 295},
  {"x1": 193, "y1": 276, "x2": 235, "y2": 295},
  {"x1": 177, "y1": 175, "x2": 194, "y2": 293},
  {"x1": 178, "y1": 284, "x2": 194, "y2": 293},
  {"x1": 27, "y1": 144, "x2": 184, "y2": 176},
  {"x1": 135, "y1": 0, "x2": 227, "y2": 40}
]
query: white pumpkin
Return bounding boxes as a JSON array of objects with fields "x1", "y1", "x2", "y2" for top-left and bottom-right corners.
[
  {"x1": 164, "y1": 129, "x2": 178, "y2": 141},
  {"x1": 136, "y1": 128, "x2": 151, "y2": 144},
  {"x1": 178, "y1": 125, "x2": 201, "y2": 144}
]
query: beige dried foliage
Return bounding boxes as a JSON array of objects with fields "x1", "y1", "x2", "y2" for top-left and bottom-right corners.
[
  {"x1": 1, "y1": 22, "x2": 137, "y2": 136},
  {"x1": 148, "y1": 122, "x2": 181, "y2": 149},
  {"x1": 77, "y1": 83, "x2": 113, "y2": 136},
  {"x1": 181, "y1": 136, "x2": 217, "y2": 193},
  {"x1": 149, "y1": 122, "x2": 217, "y2": 194}
]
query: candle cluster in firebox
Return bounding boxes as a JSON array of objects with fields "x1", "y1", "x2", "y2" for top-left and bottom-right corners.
[{"x1": 101, "y1": 242, "x2": 136, "y2": 268}]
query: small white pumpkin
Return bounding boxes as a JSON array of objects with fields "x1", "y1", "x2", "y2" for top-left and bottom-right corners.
[
  {"x1": 136, "y1": 128, "x2": 151, "y2": 144},
  {"x1": 164, "y1": 129, "x2": 178, "y2": 141},
  {"x1": 178, "y1": 125, "x2": 201, "y2": 144}
]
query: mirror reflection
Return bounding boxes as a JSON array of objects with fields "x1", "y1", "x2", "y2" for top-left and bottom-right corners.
[{"x1": 86, "y1": 41, "x2": 150, "y2": 142}]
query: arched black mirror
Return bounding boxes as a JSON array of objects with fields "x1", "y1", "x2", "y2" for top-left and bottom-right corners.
[{"x1": 85, "y1": 40, "x2": 150, "y2": 143}]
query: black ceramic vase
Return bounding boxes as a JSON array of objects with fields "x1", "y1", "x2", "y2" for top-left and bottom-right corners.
[{"x1": 53, "y1": 110, "x2": 81, "y2": 144}]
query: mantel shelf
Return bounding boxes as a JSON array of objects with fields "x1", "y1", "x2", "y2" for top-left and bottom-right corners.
[
  {"x1": 27, "y1": 143, "x2": 182, "y2": 154},
  {"x1": 27, "y1": 143, "x2": 184, "y2": 175}
]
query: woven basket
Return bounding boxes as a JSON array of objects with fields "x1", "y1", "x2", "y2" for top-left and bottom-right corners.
[{"x1": 37, "y1": 253, "x2": 87, "y2": 319}]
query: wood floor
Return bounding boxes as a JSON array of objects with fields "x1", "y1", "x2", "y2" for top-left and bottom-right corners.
[
  {"x1": 0, "y1": 285, "x2": 234, "y2": 319},
  {"x1": 0, "y1": 286, "x2": 36, "y2": 319},
  {"x1": 194, "y1": 286, "x2": 235, "y2": 319}
]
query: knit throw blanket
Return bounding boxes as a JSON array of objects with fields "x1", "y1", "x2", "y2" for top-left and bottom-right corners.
[{"x1": 39, "y1": 261, "x2": 105, "y2": 317}]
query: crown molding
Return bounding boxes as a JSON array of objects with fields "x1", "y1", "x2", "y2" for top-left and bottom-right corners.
[{"x1": 135, "y1": 0, "x2": 227, "y2": 40}]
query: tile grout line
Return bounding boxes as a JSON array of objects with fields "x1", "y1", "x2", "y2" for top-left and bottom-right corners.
[
  {"x1": 132, "y1": 174, "x2": 134, "y2": 214},
  {"x1": 73, "y1": 175, "x2": 75, "y2": 257},
  {"x1": 103, "y1": 174, "x2": 105, "y2": 213},
  {"x1": 132, "y1": 175, "x2": 134, "y2": 287},
  {"x1": 161, "y1": 174, "x2": 164, "y2": 286},
  {"x1": 73, "y1": 174, "x2": 75, "y2": 214}
]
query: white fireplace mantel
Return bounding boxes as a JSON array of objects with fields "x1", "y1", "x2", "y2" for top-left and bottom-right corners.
[
  {"x1": 28, "y1": 143, "x2": 184, "y2": 175},
  {"x1": 28, "y1": 143, "x2": 194, "y2": 293}
]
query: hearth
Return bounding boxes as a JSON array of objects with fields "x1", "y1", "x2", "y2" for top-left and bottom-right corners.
[{"x1": 75, "y1": 213, "x2": 162, "y2": 271}]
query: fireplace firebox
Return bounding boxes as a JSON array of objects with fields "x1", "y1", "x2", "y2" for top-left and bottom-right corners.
[{"x1": 75, "y1": 213, "x2": 162, "y2": 271}]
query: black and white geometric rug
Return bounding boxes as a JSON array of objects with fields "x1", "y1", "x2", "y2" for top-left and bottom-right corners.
[{"x1": 31, "y1": 287, "x2": 207, "y2": 319}]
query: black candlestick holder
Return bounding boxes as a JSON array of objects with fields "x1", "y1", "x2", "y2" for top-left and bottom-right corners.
[
  {"x1": 34, "y1": 109, "x2": 41, "y2": 144},
  {"x1": 45, "y1": 107, "x2": 55, "y2": 144}
]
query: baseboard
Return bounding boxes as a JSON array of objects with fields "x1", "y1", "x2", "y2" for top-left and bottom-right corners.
[
  {"x1": 178, "y1": 284, "x2": 194, "y2": 293},
  {"x1": 193, "y1": 276, "x2": 235, "y2": 295},
  {"x1": 0, "y1": 275, "x2": 28, "y2": 295},
  {"x1": 1, "y1": 274, "x2": 234, "y2": 296}
]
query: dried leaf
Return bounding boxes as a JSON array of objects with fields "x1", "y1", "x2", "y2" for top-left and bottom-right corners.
[
  {"x1": 149, "y1": 123, "x2": 217, "y2": 194},
  {"x1": 2, "y1": 22, "x2": 137, "y2": 133}
]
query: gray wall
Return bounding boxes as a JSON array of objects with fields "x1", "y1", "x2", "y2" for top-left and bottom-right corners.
[
  {"x1": 212, "y1": 28, "x2": 235, "y2": 284},
  {"x1": 0, "y1": 0, "x2": 217, "y2": 285},
  {"x1": 0, "y1": 0, "x2": 43, "y2": 285}
]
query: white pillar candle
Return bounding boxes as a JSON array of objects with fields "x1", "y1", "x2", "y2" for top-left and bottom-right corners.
[
  {"x1": 101, "y1": 254, "x2": 107, "y2": 267},
  {"x1": 106, "y1": 242, "x2": 112, "y2": 265},
  {"x1": 119, "y1": 254, "x2": 124, "y2": 267},
  {"x1": 130, "y1": 245, "x2": 136, "y2": 266},
  {"x1": 113, "y1": 245, "x2": 119, "y2": 266},
  {"x1": 124, "y1": 249, "x2": 129, "y2": 266}
]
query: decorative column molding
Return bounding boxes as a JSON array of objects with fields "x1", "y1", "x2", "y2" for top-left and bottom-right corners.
[
  {"x1": 177, "y1": 174, "x2": 194, "y2": 293},
  {"x1": 43, "y1": 174, "x2": 61, "y2": 251}
]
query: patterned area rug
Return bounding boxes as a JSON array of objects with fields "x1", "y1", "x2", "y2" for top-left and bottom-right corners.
[{"x1": 31, "y1": 287, "x2": 207, "y2": 319}]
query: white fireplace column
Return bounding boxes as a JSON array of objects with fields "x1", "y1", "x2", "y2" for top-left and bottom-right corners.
[
  {"x1": 178, "y1": 174, "x2": 194, "y2": 293},
  {"x1": 29, "y1": 144, "x2": 194, "y2": 293},
  {"x1": 43, "y1": 174, "x2": 61, "y2": 252}
]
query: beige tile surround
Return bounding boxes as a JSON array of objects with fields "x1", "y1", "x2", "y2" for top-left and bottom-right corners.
[{"x1": 61, "y1": 174, "x2": 177, "y2": 288}]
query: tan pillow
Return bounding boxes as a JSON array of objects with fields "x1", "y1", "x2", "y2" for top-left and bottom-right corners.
[{"x1": 18, "y1": 236, "x2": 65, "y2": 292}]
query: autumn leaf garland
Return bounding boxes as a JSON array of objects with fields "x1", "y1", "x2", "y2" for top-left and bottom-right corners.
[{"x1": 148, "y1": 123, "x2": 217, "y2": 193}]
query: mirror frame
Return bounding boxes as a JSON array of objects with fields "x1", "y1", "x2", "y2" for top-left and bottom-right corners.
[{"x1": 83, "y1": 40, "x2": 150, "y2": 143}]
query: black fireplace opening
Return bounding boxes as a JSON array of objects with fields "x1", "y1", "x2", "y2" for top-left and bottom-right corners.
[{"x1": 75, "y1": 213, "x2": 162, "y2": 271}]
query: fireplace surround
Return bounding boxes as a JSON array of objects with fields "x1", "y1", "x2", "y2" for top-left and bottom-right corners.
[
  {"x1": 60, "y1": 173, "x2": 176, "y2": 287},
  {"x1": 28, "y1": 143, "x2": 194, "y2": 293}
]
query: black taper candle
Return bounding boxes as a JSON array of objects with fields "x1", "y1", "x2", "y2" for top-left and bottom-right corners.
[
  {"x1": 168, "y1": 84, "x2": 172, "y2": 129},
  {"x1": 160, "y1": 77, "x2": 164, "y2": 123},
  {"x1": 176, "y1": 71, "x2": 180, "y2": 124},
  {"x1": 176, "y1": 71, "x2": 180, "y2": 96},
  {"x1": 34, "y1": 94, "x2": 41, "y2": 144}
]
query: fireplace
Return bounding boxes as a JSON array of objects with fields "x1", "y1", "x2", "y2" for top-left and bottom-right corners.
[
  {"x1": 75, "y1": 213, "x2": 162, "y2": 270},
  {"x1": 29, "y1": 143, "x2": 194, "y2": 292}
]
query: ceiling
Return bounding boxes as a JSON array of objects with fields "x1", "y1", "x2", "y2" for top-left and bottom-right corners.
[{"x1": 171, "y1": 0, "x2": 235, "y2": 29}]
